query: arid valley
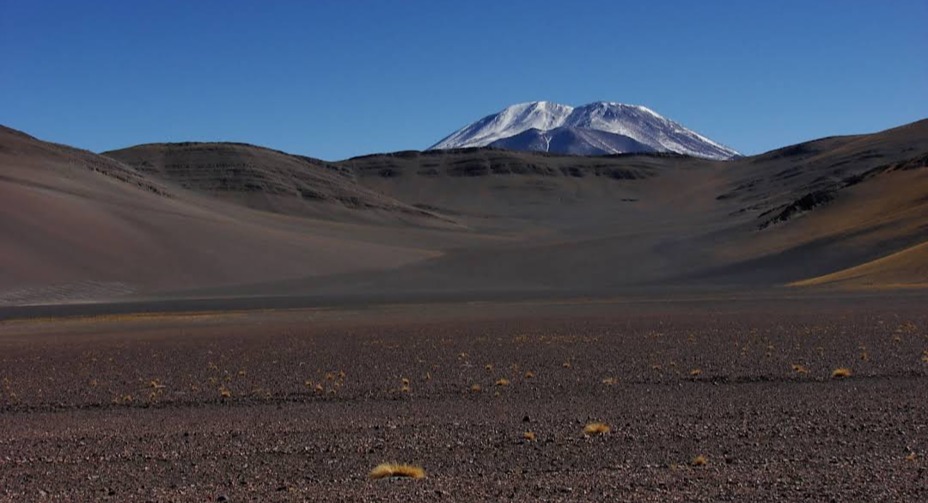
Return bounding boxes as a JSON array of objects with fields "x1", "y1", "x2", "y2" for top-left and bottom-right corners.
[{"x1": 2, "y1": 116, "x2": 927, "y2": 501}]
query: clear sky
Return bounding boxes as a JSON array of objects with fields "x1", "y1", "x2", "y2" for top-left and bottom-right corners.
[{"x1": 2, "y1": 0, "x2": 926, "y2": 161}]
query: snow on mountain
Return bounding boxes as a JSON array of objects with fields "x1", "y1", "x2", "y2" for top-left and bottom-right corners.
[
  {"x1": 429, "y1": 101, "x2": 573, "y2": 150},
  {"x1": 488, "y1": 126, "x2": 656, "y2": 156},
  {"x1": 429, "y1": 101, "x2": 739, "y2": 160}
]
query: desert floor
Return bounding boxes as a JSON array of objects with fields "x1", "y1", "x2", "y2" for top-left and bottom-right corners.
[{"x1": 1, "y1": 294, "x2": 926, "y2": 502}]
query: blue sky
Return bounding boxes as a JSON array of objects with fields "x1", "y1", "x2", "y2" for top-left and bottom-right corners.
[{"x1": 2, "y1": 0, "x2": 925, "y2": 160}]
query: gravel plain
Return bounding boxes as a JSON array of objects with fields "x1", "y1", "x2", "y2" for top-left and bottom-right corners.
[{"x1": 1, "y1": 296, "x2": 926, "y2": 501}]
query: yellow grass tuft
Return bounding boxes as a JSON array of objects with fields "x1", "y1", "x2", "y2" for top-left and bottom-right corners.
[
  {"x1": 524, "y1": 371, "x2": 535, "y2": 379},
  {"x1": 562, "y1": 361, "x2": 572, "y2": 369},
  {"x1": 219, "y1": 387, "x2": 232, "y2": 398},
  {"x1": 791, "y1": 364, "x2": 809, "y2": 374},
  {"x1": 583, "y1": 422, "x2": 610, "y2": 436},
  {"x1": 921, "y1": 350, "x2": 928, "y2": 363},
  {"x1": 369, "y1": 463, "x2": 426, "y2": 480},
  {"x1": 905, "y1": 451, "x2": 917, "y2": 462},
  {"x1": 495, "y1": 378, "x2": 511, "y2": 387},
  {"x1": 689, "y1": 368, "x2": 702, "y2": 377},
  {"x1": 691, "y1": 454, "x2": 709, "y2": 466},
  {"x1": 523, "y1": 431, "x2": 536, "y2": 441},
  {"x1": 485, "y1": 364, "x2": 493, "y2": 371},
  {"x1": 831, "y1": 367, "x2": 852, "y2": 379},
  {"x1": 470, "y1": 383, "x2": 482, "y2": 393}
]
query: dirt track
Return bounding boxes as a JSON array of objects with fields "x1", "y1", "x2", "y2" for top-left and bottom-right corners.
[{"x1": 1, "y1": 296, "x2": 926, "y2": 501}]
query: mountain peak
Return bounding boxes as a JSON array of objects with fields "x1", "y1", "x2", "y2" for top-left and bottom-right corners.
[{"x1": 430, "y1": 101, "x2": 739, "y2": 160}]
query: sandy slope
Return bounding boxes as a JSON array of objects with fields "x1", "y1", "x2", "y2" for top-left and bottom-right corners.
[{"x1": 790, "y1": 241, "x2": 928, "y2": 289}]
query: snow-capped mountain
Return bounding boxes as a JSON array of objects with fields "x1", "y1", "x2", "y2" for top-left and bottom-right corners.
[{"x1": 429, "y1": 101, "x2": 739, "y2": 160}]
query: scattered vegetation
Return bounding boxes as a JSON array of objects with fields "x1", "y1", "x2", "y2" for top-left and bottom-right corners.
[
  {"x1": 523, "y1": 431, "x2": 536, "y2": 442},
  {"x1": 305, "y1": 370, "x2": 346, "y2": 395},
  {"x1": 689, "y1": 368, "x2": 702, "y2": 377},
  {"x1": 791, "y1": 364, "x2": 809, "y2": 374},
  {"x1": 583, "y1": 422, "x2": 610, "y2": 436},
  {"x1": 470, "y1": 383, "x2": 482, "y2": 393},
  {"x1": 369, "y1": 463, "x2": 426, "y2": 480},
  {"x1": 495, "y1": 378, "x2": 510, "y2": 387},
  {"x1": 602, "y1": 377, "x2": 617, "y2": 385},
  {"x1": 147, "y1": 378, "x2": 166, "y2": 401},
  {"x1": 524, "y1": 371, "x2": 535, "y2": 379}
]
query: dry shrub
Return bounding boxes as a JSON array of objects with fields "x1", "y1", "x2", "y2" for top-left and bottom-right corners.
[
  {"x1": 583, "y1": 422, "x2": 610, "y2": 436},
  {"x1": 691, "y1": 454, "x2": 709, "y2": 466},
  {"x1": 831, "y1": 367, "x2": 852, "y2": 379},
  {"x1": 369, "y1": 463, "x2": 426, "y2": 480}
]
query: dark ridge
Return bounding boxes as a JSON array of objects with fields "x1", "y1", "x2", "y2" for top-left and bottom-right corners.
[
  {"x1": 756, "y1": 152, "x2": 928, "y2": 229},
  {"x1": 758, "y1": 189, "x2": 838, "y2": 229},
  {"x1": 344, "y1": 146, "x2": 708, "y2": 163}
]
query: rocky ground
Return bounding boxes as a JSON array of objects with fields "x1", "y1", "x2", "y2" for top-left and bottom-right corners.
[{"x1": 1, "y1": 295, "x2": 926, "y2": 501}]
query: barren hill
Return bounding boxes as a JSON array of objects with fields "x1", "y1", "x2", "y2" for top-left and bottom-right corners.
[
  {"x1": 0, "y1": 128, "x2": 452, "y2": 305},
  {"x1": 1, "y1": 119, "x2": 926, "y2": 308},
  {"x1": 102, "y1": 142, "x2": 445, "y2": 222}
]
